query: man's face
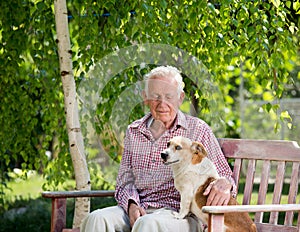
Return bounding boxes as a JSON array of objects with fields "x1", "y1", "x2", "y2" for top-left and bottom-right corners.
[{"x1": 144, "y1": 76, "x2": 184, "y2": 128}]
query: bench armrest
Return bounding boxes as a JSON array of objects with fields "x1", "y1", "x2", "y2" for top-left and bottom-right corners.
[
  {"x1": 202, "y1": 204, "x2": 300, "y2": 214},
  {"x1": 42, "y1": 190, "x2": 115, "y2": 232},
  {"x1": 42, "y1": 190, "x2": 115, "y2": 199},
  {"x1": 202, "y1": 204, "x2": 300, "y2": 232}
]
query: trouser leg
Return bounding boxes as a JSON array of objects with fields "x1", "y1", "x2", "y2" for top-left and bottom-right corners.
[
  {"x1": 80, "y1": 205, "x2": 131, "y2": 232},
  {"x1": 132, "y1": 208, "x2": 203, "y2": 232}
]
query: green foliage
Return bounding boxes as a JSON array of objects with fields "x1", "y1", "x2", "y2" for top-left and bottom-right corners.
[
  {"x1": 0, "y1": 0, "x2": 299, "y2": 199},
  {"x1": 0, "y1": 0, "x2": 72, "y2": 194},
  {"x1": 88, "y1": 162, "x2": 116, "y2": 190}
]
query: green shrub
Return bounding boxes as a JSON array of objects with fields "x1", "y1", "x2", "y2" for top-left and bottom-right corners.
[{"x1": 0, "y1": 198, "x2": 51, "y2": 232}]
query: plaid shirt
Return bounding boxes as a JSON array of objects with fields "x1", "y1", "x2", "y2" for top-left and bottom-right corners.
[{"x1": 115, "y1": 110, "x2": 236, "y2": 213}]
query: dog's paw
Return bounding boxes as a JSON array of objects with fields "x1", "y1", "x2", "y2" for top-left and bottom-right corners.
[{"x1": 172, "y1": 211, "x2": 187, "y2": 219}]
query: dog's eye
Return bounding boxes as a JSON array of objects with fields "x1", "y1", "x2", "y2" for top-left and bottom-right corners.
[
  {"x1": 167, "y1": 142, "x2": 170, "y2": 147},
  {"x1": 175, "y1": 145, "x2": 182, "y2": 150}
]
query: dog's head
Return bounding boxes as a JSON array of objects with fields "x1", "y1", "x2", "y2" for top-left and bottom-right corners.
[{"x1": 161, "y1": 136, "x2": 208, "y2": 166}]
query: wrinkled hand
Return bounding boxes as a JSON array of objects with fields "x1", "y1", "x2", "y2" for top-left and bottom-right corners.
[
  {"x1": 128, "y1": 202, "x2": 146, "y2": 227},
  {"x1": 203, "y1": 178, "x2": 232, "y2": 206}
]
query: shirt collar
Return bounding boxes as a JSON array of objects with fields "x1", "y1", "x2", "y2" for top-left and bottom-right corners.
[{"x1": 175, "y1": 110, "x2": 188, "y2": 130}]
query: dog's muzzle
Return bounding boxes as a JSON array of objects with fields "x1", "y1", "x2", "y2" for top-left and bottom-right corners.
[{"x1": 161, "y1": 151, "x2": 179, "y2": 165}]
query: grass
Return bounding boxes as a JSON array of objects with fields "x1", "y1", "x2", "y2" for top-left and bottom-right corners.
[
  {"x1": 3, "y1": 173, "x2": 45, "y2": 202},
  {"x1": 236, "y1": 180, "x2": 300, "y2": 205}
]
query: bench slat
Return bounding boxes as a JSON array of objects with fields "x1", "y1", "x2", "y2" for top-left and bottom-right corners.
[
  {"x1": 285, "y1": 162, "x2": 300, "y2": 225},
  {"x1": 243, "y1": 159, "x2": 256, "y2": 205},
  {"x1": 219, "y1": 139, "x2": 300, "y2": 161},
  {"x1": 255, "y1": 160, "x2": 270, "y2": 223},
  {"x1": 269, "y1": 161, "x2": 286, "y2": 224},
  {"x1": 232, "y1": 158, "x2": 242, "y2": 193}
]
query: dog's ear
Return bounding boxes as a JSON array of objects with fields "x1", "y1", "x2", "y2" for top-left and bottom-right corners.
[
  {"x1": 191, "y1": 142, "x2": 207, "y2": 156},
  {"x1": 191, "y1": 142, "x2": 207, "y2": 164}
]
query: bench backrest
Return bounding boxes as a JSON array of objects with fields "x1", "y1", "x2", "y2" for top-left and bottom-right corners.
[{"x1": 218, "y1": 138, "x2": 300, "y2": 231}]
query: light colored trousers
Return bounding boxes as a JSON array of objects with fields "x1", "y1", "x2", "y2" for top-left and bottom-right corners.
[{"x1": 80, "y1": 206, "x2": 203, "y2": 232}]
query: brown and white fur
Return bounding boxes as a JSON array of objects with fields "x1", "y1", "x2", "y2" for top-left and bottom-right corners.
[{"x1": 161, "y1": 136, "x2": 257, "y2": 232}]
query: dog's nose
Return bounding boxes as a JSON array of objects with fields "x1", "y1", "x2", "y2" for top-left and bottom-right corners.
[{"x1": 161, "y1": 152, "x2": 168, "y2": 161}]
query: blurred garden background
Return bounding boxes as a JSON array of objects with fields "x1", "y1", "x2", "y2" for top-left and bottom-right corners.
[{"x1": 0, "y1": 0, "x2": 299, "y2": 231}]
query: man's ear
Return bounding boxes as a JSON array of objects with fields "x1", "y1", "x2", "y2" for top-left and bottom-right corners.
[
  {"x1": 142, "y1": 90, "x2": 149, "y2": 106},
  {"x1": 179, "y1": 92, "x2": 185, "y2": 105}
]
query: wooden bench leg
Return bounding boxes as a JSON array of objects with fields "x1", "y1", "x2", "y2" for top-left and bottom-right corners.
[
  {"x1": 207, "y1": 213, "x2": 225, "y2": 232},
  {"x1": 51, "y1": 198, "x2": 67, "y2": 232}
]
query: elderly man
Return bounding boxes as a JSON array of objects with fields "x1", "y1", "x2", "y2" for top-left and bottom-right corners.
[{"x1": 81, "y1": 65, "x2": 236, "y2": 232}]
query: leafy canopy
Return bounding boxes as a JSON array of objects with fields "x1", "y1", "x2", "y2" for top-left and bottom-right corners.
[{"x1": 0, "y1": 0, "x2": 299, "y2": 198}]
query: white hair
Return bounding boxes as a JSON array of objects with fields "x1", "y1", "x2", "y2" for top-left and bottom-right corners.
[{"x1": 144, "y1": 65, "x2": 185, "y2": 97}]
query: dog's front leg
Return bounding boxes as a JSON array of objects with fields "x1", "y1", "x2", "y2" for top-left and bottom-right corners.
[{"x1": 175, "y1": 190, "x2": 193, "y2": 219}]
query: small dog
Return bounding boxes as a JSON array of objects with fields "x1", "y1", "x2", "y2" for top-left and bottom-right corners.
[{"x1": 161, "y1": 136, "x2": 257, "y2": 232}]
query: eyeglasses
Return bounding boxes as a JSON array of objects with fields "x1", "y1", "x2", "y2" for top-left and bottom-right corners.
[{"x1": 148, "y1": 93, "x2": 177, "y2": 102}]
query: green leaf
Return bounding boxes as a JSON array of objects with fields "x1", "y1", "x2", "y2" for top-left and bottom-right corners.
[{"x1": 271, "y1": 0, "x2": 281, "y2": 8}]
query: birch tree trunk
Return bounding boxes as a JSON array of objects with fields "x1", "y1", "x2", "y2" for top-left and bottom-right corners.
[{"x1": 54, "y1": 0, "x2": 91, "y2": 228}]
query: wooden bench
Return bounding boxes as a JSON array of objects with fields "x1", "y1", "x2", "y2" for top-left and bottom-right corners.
[
  {"x1": 203, "y1": 138, "x2": 300, "y2": 232},
  {"x1": 42, "y1": 138, "x2": 300, "y2": 232}
]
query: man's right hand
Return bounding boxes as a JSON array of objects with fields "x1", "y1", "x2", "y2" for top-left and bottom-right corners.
[{"x1": 128, "y1": 202, "x2": 146, "y2": 227}]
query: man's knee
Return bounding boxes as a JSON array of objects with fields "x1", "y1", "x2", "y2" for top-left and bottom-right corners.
[
  {"x1": 88, "y1": 207, "x2": 118, "y2": 221},
  {"x1": 81, "y1": 206, "x2": 130, "y2": 232},
  {"x1": 132, "y1": 214, "x2": 162, "y2": 231},
  {"x1": 131, "y1": 212, "x2": 202, "y2": 232}
]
